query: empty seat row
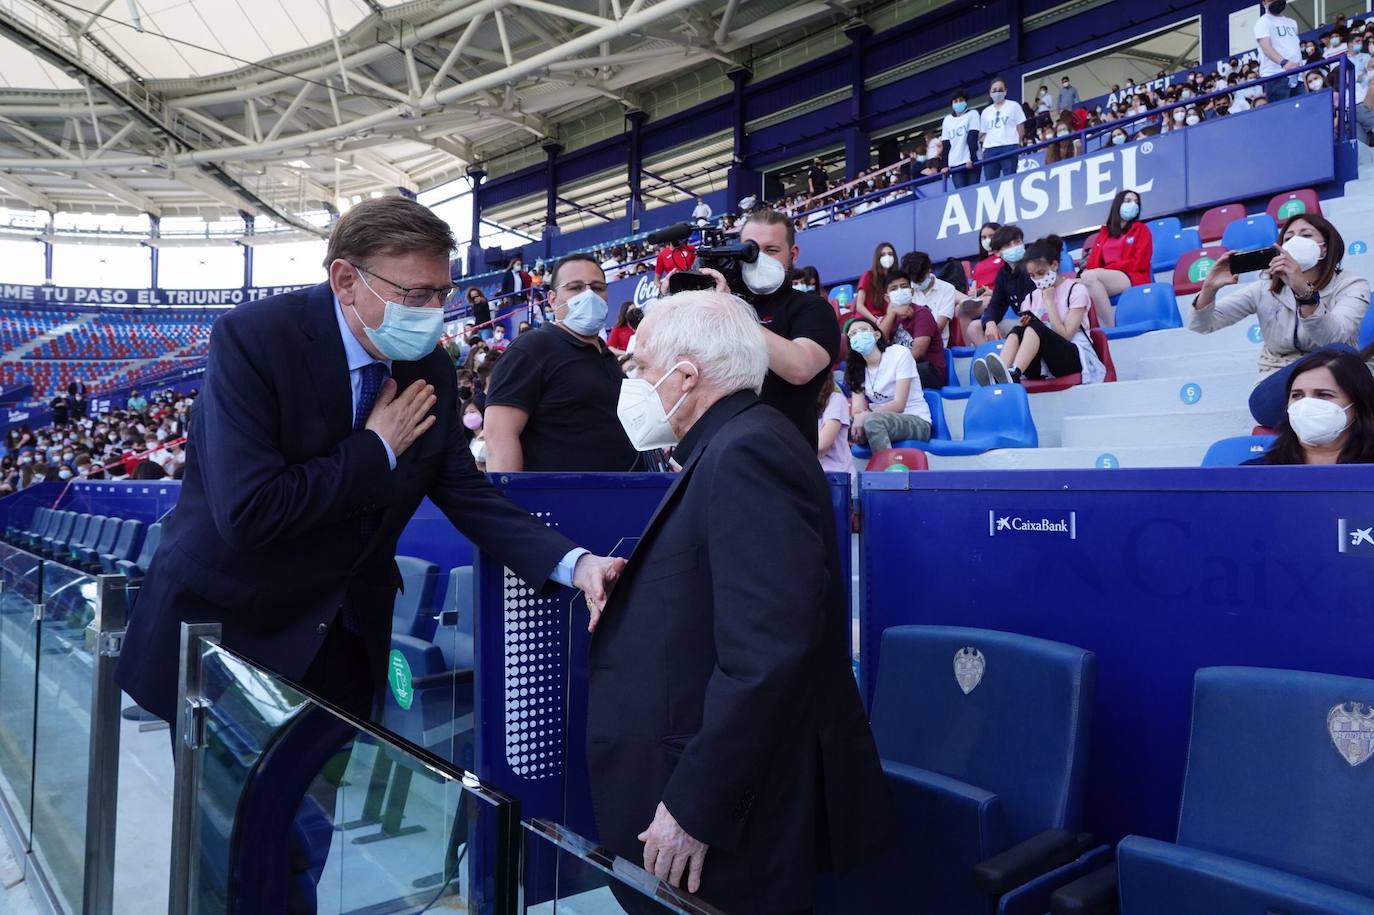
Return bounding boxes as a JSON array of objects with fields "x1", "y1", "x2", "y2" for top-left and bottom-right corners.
[{"x1": 4, "y1": 506, "x2": 160, "y2": 578}]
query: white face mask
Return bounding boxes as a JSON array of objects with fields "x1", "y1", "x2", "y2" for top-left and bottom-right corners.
[
  {"x1": 879, "y1": 253, "x2": 895, "y2": 270},
  {"x1": 1288, "y1": 397, "x2": 1352, "y2": 446},
  {"x1": 1283, "y1": 235, "x2": 1325, "y2": 272},
  {"x1": 888, "y1": 287, "x2": 914, "y2": 307},
  {"x1": 617, "y1": 361, "x2": 695, "y2": 451},
  {"x1": 981, "y1": 236, "x2": 993, "y2": 252},
  {"x1": 742, "y1": 251, "x2": 788, "y2": 295},
  {"x1": 1186, "y1": 114, "x2": 1201, "y2": 126}
]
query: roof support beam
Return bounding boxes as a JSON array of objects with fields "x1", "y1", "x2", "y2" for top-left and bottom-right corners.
[
  {"x1": 264, "y1": 81, "x2": 314, "y2": 144},
  {"x1": 0, "y1": 172, "x2": 55, "y2": 210},
  {"x1": 423, "y1": 12, "x2": 486, "y2": 99},
  {"x1": 510, "y1": 0, "x2": 611, "y2": 29}
]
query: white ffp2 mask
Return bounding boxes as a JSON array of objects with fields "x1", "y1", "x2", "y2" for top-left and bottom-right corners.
[{"x1": 617, "y1": 361, "x2": 695, "y2": 451}]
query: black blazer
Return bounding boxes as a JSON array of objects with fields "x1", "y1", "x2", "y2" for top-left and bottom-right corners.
[
  {"x1": 586, "y1": 391, "x2": 890, "y2": 913},
  {"x1": 116, "y1": 282, "x2": 575, "y2": 722}
]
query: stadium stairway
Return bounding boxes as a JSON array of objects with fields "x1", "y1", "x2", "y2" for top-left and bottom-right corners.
[{"x1": 929, "y1": 159, "x2": 1374, "y2": 470}]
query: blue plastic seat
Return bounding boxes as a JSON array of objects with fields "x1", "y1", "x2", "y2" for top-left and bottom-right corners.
[
  {"x1": 1116, "y1": 667, "x2": 1374, "y2": 914},
  {"x1": 923, "y1": 384, "x2": 1038, "y2": 456},
  {"x1": 1102, "y1": 283, "x2": 1183, "y2": 340},
  {"x1": 1150, "y1": 227, "x2": 1201, "y2": 274},
  {"x1": 100, "y1": 519, "x2": 143, "y2": 573},
  {"x1": 940, "y1": 340, "x2": 1007, "y2": 401},
  {"x1": 1201, "y1": 435, "x2": 1276, "y2": 466},
  {"x1": 1219, "y1": 213, "x2": 1279, "y2": 252},
  {"x1": 1360, "y1": 301, "x2": 1374, "y2": 350},
  {"x1": 851, "y1": 390, "x2": 952, "y2": 459},
  {"x1": 391, "y1": 556, "x2": 441, "y2": 640},
  {"x1": 832, "y1": 626, "x2": 1100, "y2": 913},
  {"x1": 1145, "y1": 216, "x2": 1181, "y2": 241}
]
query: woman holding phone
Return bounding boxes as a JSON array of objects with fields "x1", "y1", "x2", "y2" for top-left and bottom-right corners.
[{"x1": 1189, "y1": 213, "x2": 1370, "y2": 380}]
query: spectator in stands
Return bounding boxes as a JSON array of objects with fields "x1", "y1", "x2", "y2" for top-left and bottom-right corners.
[
  {"x1": 1077, "y1": 189, "x2": 1153, "y2": 328},
  {"x1": 484, "y1": 253, "x2": 640, "y2": 472},
  {"x1": 816, "y1": 373, "x2": 852, "y2": 473},
  {"x1": 50, "y1": 393, "x2": 69, "y2": 426},
  {"x1": 974, "y1": 234, "x2": 1106, "y2": 386},
  {"x1": 600, "y1": 248, "x2": 623, "y2": 282},
  {"x1": 1045, "y1": 114, "x2": 1083, "y2": 164},
  {"x1": 854, "y1": 241, "x2": 899, "y2": 324},
  {"x1": 607, "y1": 301, "x2": 636, "y2": 355},
  {"x1": 456, "y1": 367, "x2": 481, "y2": 410},
  {"x1": 1191, "y1": 213, "x2": 1371, "y2": 378},
  {"x1": 466, "y1": 287, "x2": 493, "y2": 340},
  {"x1": 499, "y1": 256, "x2": 531, "y2": 304},
  {"x1": 891, "y1": 252, "x2": 959, "y2": 350},
  {"x1": 940, "y1": 89, "x2": 981, "y2": 189},
  {"x1": 844, "y1": 317, "x2": 932, "y2": 452},
  {"x1": 1256, "y1": 0, "x2": 1302, "y2": 101},
  {"x1": 490, "y1": 323, "x2": 510, "y2": 352},
  {"x1": 1255, "y1": 349, "x2": 1374, "y2": 464},
  {"x1": 792, "y1": 265, "x2": 823, "y2": 297},
  {"x1": 979, "y1": 224, "x2": 1035, "y2": 340},
  {"x1": 1058, "y1": 75, "x2": 1081, "y2": 112},
  {"x1": 654, "y1": 235, "x2": 697, "y2": 283},
  {"x1": 878, "y1": 269, "x2": 947, "y2": 389},
  {"x1": 807, "y1": 157, "x2": 829, "y2": 197},
  {"x1": 462, "y1": 401, "x2": 487, "y2": 470},
  {"x1": 1357, "y1": 78, "x2": 1374, "y2": 142},
  {"x1": 1108, "y1": 125, "x2": 1128, "y2": 147},
  {"x1": 692, "y1": 197, "x2": 713, "y2": 226}
]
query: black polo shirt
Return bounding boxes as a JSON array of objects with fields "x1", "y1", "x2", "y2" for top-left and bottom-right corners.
[
  {"x1": 485, "y1": 324, "x2": 640, "y2": 472},
  {"x1": 751, "y1": 286, "x2": 841, "y2": 449}
]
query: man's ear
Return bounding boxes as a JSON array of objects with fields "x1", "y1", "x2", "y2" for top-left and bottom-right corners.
[{"x1": 329, "y1": 259, "x2": 357, "y2": 306}]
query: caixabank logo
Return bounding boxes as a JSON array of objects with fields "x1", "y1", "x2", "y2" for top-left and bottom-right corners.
[
  {"x1": 1338, "y1": 518, "x2": 1374, "y2": 555},
  {"x1": 988, "y1": 510, "x2": 1077, "y2": 540}
]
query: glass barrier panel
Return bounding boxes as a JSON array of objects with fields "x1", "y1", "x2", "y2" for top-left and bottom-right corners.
[
  {"x1": 521, "y1": 819, "x2": 726, "y2": 915},
  {"x1": 187, "y1": 641, "x2": 518, "y2": 915},
  {"x1": 31, "y1": 561, "x2": 98, "y2": 913},
  {"x1": 0, "y1": 544, "x2": 43, "y2": 839}
]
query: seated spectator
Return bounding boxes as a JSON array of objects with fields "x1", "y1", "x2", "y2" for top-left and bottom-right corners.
[
  {"x1": 1044, "y1": 113, "x2": 1082, "y2": 164},
  {"x1": 456, "y1": 368, "x2": 483, "y2": 410},
  {"x1": 1190, "y1": 213, "x2": 1371, "y2": 379},
  {"x1": 843, "y1": 317, "x2": 932, "y2": 452},
  {"x1": 792, "y1": 265, "x2": 823, "y2": 298},
  {"x1": 607, "y1": 301, "x2": 635, "y2": 355},
  {"x1": 1078, "y1": 189, "x2": 1153, "y2": 327},
  {"x1": 877, "y1": 269, "x2": 947, "y2": 389},
  {"x1": 972, "y1": 234, "x2": 1106, "y2": 386},
  {"x1": 1252, "y1": 349, "x2": 1374, "y2": 465},
  {"x1": 517, "y1": 320, "x2": 532, "y2": 335},
  {"x1": 969, "y1": 222, "x2": 1004, "y2": 296},
  {"x1": 854, "y1": 241, "x2": 899, "y2": 324},
  {"x1": 816, "y1": 373, "x2": 852, "y2": 473},
  {"x1": 462, "y1": 400, "x2": 487, "y2": 469},
  {"x1": 490, "y1": 323, "x2": 511, "y2": 352},
  {"x1": 978, "y1": 224, "x2": 1035, "y2": 341},
  {"x1": 889, "y1": 252, "x2": 959, "y2": 346}
]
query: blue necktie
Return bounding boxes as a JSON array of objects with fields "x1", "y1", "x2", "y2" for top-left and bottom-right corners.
[{"x1": 344, "y1": 362, "x2": 388, "y2": 632}]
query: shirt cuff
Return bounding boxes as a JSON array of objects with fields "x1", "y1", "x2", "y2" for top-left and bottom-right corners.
[
  {"x1": 551, "y1": 547, "x2": 589, "y2": 588},
  {"x1": 373, "y1": 431, "x2": 397, "y2": 470}
]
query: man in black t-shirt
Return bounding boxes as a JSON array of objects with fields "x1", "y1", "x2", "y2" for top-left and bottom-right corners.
[
  {"x1": 483, "y1": 255, "x2": 640, "y2": 472},
  {"x1": 696, "y1": 209, "x2": 839, "y2": 449},
  {"x1": 806, "y1": 158, "x2": 829, "y2": 197}
]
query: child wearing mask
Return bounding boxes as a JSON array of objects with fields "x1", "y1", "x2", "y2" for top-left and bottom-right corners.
[
  {"x1": 978, "y1": 224, "x2": 1036, "y2": 341},
  {"x1": 462, "y1": 401, "x2": 487, "y2": 469}
]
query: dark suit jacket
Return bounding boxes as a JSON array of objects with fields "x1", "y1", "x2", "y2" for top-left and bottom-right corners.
[
  {"x1": 116, "y1": 282, "x2": 575, "y2": 722},
  {"x1": 498, "y1": 269, "x2": 532, "y2": 300},
  {"x1": 586, "y1": 391, "x2": 890, "y2": 913}
]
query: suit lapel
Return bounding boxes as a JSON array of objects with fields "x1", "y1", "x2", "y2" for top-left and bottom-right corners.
[{"x1": 297, "y1": 283, "x2": 353, "y2": 444}]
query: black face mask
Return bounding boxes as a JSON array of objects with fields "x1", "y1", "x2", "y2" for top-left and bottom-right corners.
[{"x1": 457, "y1": 385, "x2": 473, "y2": 401}]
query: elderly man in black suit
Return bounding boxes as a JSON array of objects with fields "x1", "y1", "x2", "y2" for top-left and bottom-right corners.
[{"x1": 588, "y1": 290, "x2": 890, "y2": 914}]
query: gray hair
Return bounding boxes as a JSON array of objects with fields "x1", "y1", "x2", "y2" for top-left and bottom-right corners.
[{"x1": 636, "y1": 291, "x2": 769, "y2": 394}]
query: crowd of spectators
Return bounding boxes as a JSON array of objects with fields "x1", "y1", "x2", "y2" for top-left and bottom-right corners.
[{"x1": 0, "y1": 387, "x2": 194, "y2": 495}]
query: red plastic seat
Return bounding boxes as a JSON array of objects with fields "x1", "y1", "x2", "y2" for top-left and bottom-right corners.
[
  {"x1": 865, "y1": 448, "x2": 930, "y2": 472},
  {"x1": 1173, "y1": 246, "x2": 1229, "y2": 296},
  {"x1": 1198, "y1": 204, "x2": 1246, "y2": 244},
  {"x1": 1252, "y1": 425, "x2": 1275, "y2": 436},
  {"x1": 1022, "y1": 328, "x2": 1117, "y2": 393},
  {"x1": 1266, "y1": 189, "x2": 1321, "y2": 224}
]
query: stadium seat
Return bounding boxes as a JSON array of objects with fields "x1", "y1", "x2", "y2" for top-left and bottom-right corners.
[
  {"x1": 66, "y1": 514, "x2": 106, "y2": 566},
  {"x1": 53, "y1": 513, "x2": 91, "y2": 561},
  {"x1": 1220, "y1": 214, "x2": 1279, "y2": 252},
  {"x1": 391, "y1": 556, "x2": 441, "y2": 640},
  {"x1": 40, "y1": 511, "x2": 75, "y2": 557},
  {"x1": 1198, "y1": 203, "x2": 1246, "y2": 244},
  {"x1": 99, "y1": 519, "x2": 143, "y2": 573},
  {"x1": 1201, "y1": 435, "x2": 1276, "y2": 466},
  {"x1": 835, "y1": 626, "x2": 1099, "y2": 914},
  {"x1": 851, "y1": 390, "x2": 952, "y2": 460},
  {"x1": 116, "y1": 521, "x2": 161, "y2": 583},
  {"x1": 1266, "y1": 188, "x2": 1321, "y2": 223},
  {"x1": 1173, "y1": 246, "x2": 1228, "y2": 296},
  {"x1": 923, "y1": 384, "x2": 1039, "y2": 455},
  {"x1": 79, "y1": 517, "x2": 122, "y2": 571},
  {"x1": 437, "y1": 566, "x2": 475, "y2": 671},
  {"x1": 1360, "y1": 302, "x2": 1374, "y2": 350},
  {"x1": 1145, "y1": 216, "x2": 1181, "y2": 240},
  {"x1": 1022, "y1": 329, "x2": 1118, "y2": 393},
  {"x1": 1150, "y1": 228, "x2": 1201, "y2": 274},
  {"x1": 941, "y1": 340, "x2": 1006, "y2": 400},
  {"x1": 1114, "y1": 667, "x2": 1374, "y2": 914},
  {"x1": 864, "y1": 448, "x2": 930, "y2": 471},
  {"x1": 1102, "y1": 284, "x2": 1183, "y2": 340}
]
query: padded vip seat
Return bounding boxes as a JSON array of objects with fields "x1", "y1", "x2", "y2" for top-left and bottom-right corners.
[
  {"x1": 834, "y1": 626, "x2": 1100, "y2": 914},
  {"x1": 65, "y1": 514, "x2": 106, "y2": 566},
  {"x1": 79, "y1": 517, "x2": 122, "y2": 571},
  {"x1": 1198, "y1": 203, "x2": 1246, "y2": 244},
  {"x1": 1150, "y1": 227, "x2": 1202, "y2": 274},
  {"x1": 99, "y1": 519, "x2": 143, "y2": 574},
  {"x1": 391, "y1": 556, "x2": 441, "y2": 640},
  {"x1": 1220, "y1": 214, "x2": 1279, "y2": 252},
  {"x1": 1173, "y1": 246, "x2": 1229, "y2": 296},
  {"x1": 41, "y1": 511, "x2": 76, "y2": 557},
  {"x1": 116, "y1": 521, "x2": 161, "y2": 583},
  {"x1": 1102, "y1": 284, "x2": 1183, "y2": 340},
  {"x1": 1115, "y1": 667, "x2": 1374, "y2": 914},
  {"x1": 1201, "y1": 435, "x2": 1276, "y2": 466}
]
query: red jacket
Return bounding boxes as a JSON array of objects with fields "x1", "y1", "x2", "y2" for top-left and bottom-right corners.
[{"x1": 1084, "y1": 220, "x2": 1153, "y2": 286}]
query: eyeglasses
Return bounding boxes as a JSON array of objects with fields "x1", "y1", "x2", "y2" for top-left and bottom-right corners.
[
  {"x1": 556, "y1": 280, "x2": 610, "y2": 296},
  {"x1": 350, "y1": 262, "x2": 454, "y2": 308}
]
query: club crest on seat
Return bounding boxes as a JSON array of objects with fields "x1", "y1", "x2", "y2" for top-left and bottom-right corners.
[
  {"x1": 954, "y1": 647, "x2": 985, "y2": 695},
  {"x1": 1327, "y1": 701, "x2": 1374, "y2": 767}
]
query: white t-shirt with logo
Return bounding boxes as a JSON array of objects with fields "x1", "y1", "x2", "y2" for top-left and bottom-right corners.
[
  {"x1": 863, "y1": 346, "x2": 931, "y2": 420},
  {"x1": 940, "y1": 110, "x2": 980, "y2": 167},
  {"x1": 980, "y1": 101, "x2": 1027, "y2": 150},
  {"x1": 1254, "y1": 13, "x2": 1301, "y2": 77}
]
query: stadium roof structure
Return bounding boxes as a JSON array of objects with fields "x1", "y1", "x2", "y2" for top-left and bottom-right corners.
[{"x1": 0, "y1": 0, "x2": 856, "y2": 242}]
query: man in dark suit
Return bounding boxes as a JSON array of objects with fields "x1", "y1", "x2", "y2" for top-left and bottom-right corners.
[
  {"x1": 117, "y1": 196, "x2": 624, "y2": 725},
  {"x1": 66, "y1": 378, "x2": 87, "y2": 419},
  {"x1": 587, "y1": 291, "x2": 890, "y2": 914}
]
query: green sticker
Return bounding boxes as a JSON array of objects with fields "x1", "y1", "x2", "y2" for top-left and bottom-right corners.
[
  {"x1": 1188, "y1": 257, "x2": 1215, "y2": 283},
  {"x1": 388, "y1": 650, "x2": 414, "y2": 710},
  {"x1": 886, "y1": 463, "x2": 909, "y2": 472},
  {"x1": 1277, "y1": 199, "x2": 1306, "y2": 220}
]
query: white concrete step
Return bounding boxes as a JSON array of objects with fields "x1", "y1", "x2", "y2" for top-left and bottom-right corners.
[
  {"x1": 924, "y1": 440, "x2": 1210, "y2": 470},
  {"x1": 1135, "y1": 351, "x2": 1259, "y2": 380},
  {"x1": 1060, "y1": 407, "x2": 1255, "y2": 448}
]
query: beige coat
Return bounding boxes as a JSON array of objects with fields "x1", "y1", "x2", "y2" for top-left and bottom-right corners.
[{"x1": 1188, "y1": 269, "x2": 1371, "y2": 377}]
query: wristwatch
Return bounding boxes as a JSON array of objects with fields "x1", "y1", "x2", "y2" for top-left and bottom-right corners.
[{"x1": 1295, "y1": 286, "x2": 1320, "y2": 306}]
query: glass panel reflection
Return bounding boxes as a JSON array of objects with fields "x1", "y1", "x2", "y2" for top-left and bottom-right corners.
[{"x1": 0, "y1": 544, "x2": 42, "y2": 837}]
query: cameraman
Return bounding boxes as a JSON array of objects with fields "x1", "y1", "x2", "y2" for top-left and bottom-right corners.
[{"x1": 694, "y1": 209, "x2": 840, "y2": 447}]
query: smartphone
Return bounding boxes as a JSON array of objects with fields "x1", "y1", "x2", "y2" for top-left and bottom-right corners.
[
  {"x1": 1227, "y1": 246, "x2": 1279, "y2": 276},
  {"x1": 668, "y1": 271, "x2": 718, "y2": 294}
]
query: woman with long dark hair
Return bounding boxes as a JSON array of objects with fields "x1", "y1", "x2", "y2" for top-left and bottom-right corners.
[
  {"x1": 854, "y1": 240, "x2": 899, "y2": 324},
  {"x1": 844, "y1": 316, "x2": 932, "y2": 452},
  {"x1": 607, "y1": 300, "x2": 635, "y2": 355},
  {"x1": 1077, "y1": 188, "x2": 1153, "y2": 328},
  {"x1": 1257, "y1": 349, "x2": 1374, "y2": 465}
]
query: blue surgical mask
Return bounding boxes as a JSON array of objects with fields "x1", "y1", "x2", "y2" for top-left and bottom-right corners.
[
  {"x1": 917, "y1": 275, "x2": 935, "y2": 292},
  {"x1": 1120, "y1": 201, "x2": 1140, "y2": 221},
  {"x1": 953, "y1": 101, "x2": 968, "y2": 114},
  {"x1": 849, "y1": 332, "x2": 878, "y2": 356},
  {"x1": 350, "y1": 280, "x2": 444, "y2": 361},
  {"x1": 561, "y1": 288, "x2": 609, "y2": 336},
  {"x1": 1002, "y1": 245, "x2": 1026, "y2": 264}
]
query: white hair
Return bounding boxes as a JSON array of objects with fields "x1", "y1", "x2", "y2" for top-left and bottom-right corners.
[{"x1": 636, "y1": 291, "x2": 769, "y2": 394}]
